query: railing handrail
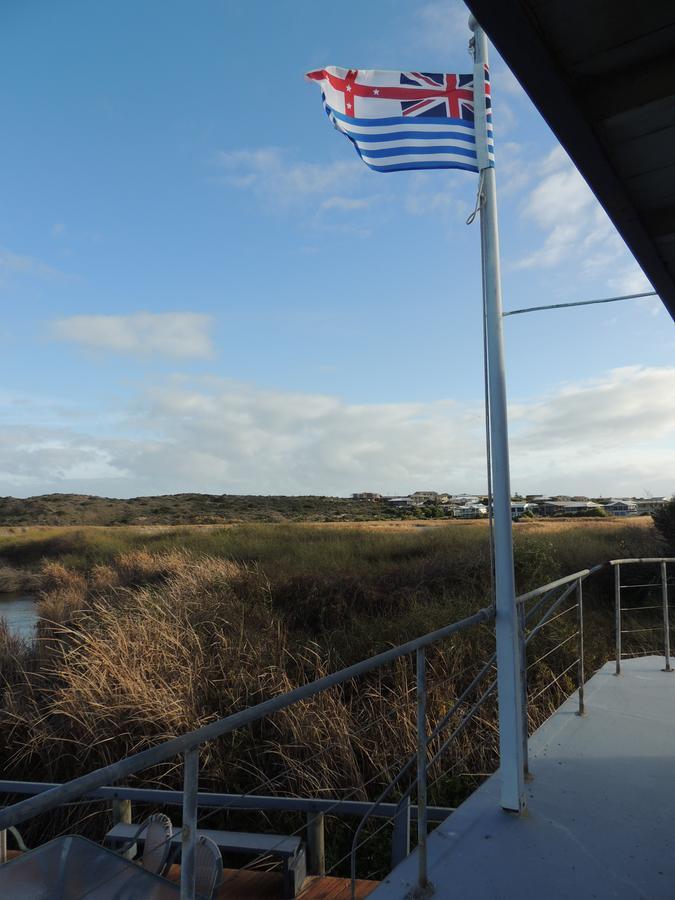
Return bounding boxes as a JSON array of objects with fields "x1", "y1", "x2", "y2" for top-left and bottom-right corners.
[
  {"x1": 0, "y1": 780, "x2": 453, "y2": 822},
  {"x1": 610, "y1": 558, "x2": 675, "y2": 565},
  {"x1": 0, "y1": 605, "x2": 494, "y2": 831},
  {"x1": 516, "y1": 568, "x2": 596, "y2": 604}
]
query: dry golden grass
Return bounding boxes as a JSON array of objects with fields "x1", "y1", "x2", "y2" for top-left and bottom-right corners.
[{"x1": 0, "y1": 519, "x2": 664, "y2": 870}]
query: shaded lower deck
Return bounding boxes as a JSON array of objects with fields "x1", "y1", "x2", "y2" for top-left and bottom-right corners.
[
  {"x1": 167, "y1": 866, "x2": 377, "y2": 899},
  {"x1": 374, "y1": 656, "x2": 675, "y2": 899},
  {"x1": 2, "y1": 852, "x2": 379, "y2": 900}
]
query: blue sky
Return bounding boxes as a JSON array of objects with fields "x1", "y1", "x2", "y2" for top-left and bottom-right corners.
[{"x1": 1, "y1": 0, "x2": 673, "y2": 498}]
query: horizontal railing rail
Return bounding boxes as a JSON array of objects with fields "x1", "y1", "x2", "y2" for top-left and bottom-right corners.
[
  {"x1": 0, "y1": 781, "x2": 452, "y2": 822},
  {"x1": 516, "y1": 568, "x2": 596, "y2": 605},
  {"x1": 610, "y1": 558, "x2": 675, "y2": 565}
]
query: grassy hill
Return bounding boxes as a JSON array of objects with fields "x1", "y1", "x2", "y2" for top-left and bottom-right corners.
[{"x1": 0, "y1": 493, "x2": 406, "y2": 526}]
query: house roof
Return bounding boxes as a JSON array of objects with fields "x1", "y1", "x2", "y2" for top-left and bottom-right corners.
[
  {"x1": 465, "y1": 0, "x2": 675, "y2": 322},
  {"x1": 545, "y1": 500, "x2": 601, "y2": 508}
]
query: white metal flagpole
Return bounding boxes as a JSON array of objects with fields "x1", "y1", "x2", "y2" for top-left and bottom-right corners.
[{"x1": 469, "y1": 16, "x2": 526, "y2": 813}]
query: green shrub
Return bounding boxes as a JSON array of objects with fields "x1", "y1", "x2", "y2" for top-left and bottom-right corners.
[{"x1": 653, "y1": 498, "x2": 675, "y2": 551}]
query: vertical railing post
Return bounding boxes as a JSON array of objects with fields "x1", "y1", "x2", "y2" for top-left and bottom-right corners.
[
  {"x1": 180, "y1": 746, "x2": 199, "y2": 900},
  {"x1": 0, "y1": 828, "x2": 6, "y2": 865},
  {"x1": 662, "y1": 561, "x2": 672, "y2": 673},
  {"x1": 112, "y1": 796, "x2": 134, "y2": 859},
  {"x1": 391, "y1": 796, "x2": 411, "y2": 869},
  {"x1": 615, "y1": 564, "x2": 622, "y2": 675},
  {"x1": 517, "y1": 602, "x2": 530, "y2": 779},
  {"x1": 306, "y1": 811, "x2": 325, "y2": 876},
  {"x1": 577, "y1": 578, "x2": 585, "y2": 715},
  {"x1": 416, "y1": 647, "x2": 428, "y2": 892}
]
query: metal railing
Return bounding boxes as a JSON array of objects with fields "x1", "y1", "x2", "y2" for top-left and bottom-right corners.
[
  {"x1": 611, "y1": 559, "x2": 675, "y2": 675},
  {"x1": 0, "y1": 606, "x2": 493, "y2": 899},
  {"x1": 1, "y1": 557, "x2": 673, "y2": 898},
  {"x1": 346, "y1": 566, "x2": 601, "y2": 893}
]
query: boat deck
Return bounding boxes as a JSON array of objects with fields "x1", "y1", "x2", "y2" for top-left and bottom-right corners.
[
  {"x1": 373, "y1": 655, "x2": 675, "y2": 899},
  {"x1": 166, "y1": 865, "x2": 378, "y2": 899}
]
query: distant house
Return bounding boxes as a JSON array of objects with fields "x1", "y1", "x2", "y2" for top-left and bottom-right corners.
[
  {"x1": 411, "y1": 491, "x2": 439, "y2": 503},
  {"x1": 351, "y1": 492, "x2": 382, "y2": 501},
  {"x1": 603, "y1": 499, "x2": 638, "y2": 516},
  {"x1": 634, "y1": 497, "x2": 671, "y2": 514},
  {"x1": 454, "y1": 502, "x2": 488, "y2": 519},
  {"x1": 539, "y1": 501, "x2": 603, "y2": 517},
  {"x1": 387, "y1": 496, "x2": 421, "y2": 508},
  {"x1": 451, "y1": 494, "x2": 481, "y2": 505},
  {"x1": 511, "y1": 501, "x2": 538, "y2": 520}
]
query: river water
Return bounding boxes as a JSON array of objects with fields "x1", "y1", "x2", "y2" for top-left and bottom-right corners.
[{"x1": 0, "y1": 593, "x2": 37, "y2": 641}]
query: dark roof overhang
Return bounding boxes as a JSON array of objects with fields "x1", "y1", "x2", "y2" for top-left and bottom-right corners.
[{"x1": 465, "y1": 0, "x2": 675, "y2": 322}]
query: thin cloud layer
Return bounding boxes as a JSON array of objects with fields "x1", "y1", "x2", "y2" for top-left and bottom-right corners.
[
  {"x1": 516, "y1": 147, "x2": 652, "y2": 293},
  {"x1": 1, "y1": 367, "x2": 673, "y2": 498},
  {"x1": 214, "y1": 148, "x2": 366, "y2": 208},
  {"x1": 50, "y1": 313, "x2": 214, "y2": 360}
]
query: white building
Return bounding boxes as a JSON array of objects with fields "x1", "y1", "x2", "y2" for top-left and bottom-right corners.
[
  {"x1": 511, "y1": 501, "x2": 538, "y2": 519},
  {"x1": 539, "y1": 501, "x2": 603, "y2": 516},
  {"x1": 454, "y1": 502, "x2": 488, "y2": 519},
  {"x1": 603, "y1": 499, "x2": 638, "y2": 516}
]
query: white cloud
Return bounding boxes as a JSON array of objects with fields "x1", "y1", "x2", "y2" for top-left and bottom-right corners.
[
  {"x1": 214, "y1": 147, "x2": 366, "y2": 207},
  {"x1": 1, "y1": 367, "x2": 673, "y2": 498},
  {"x1": 515, "y1": 147, "x2": 653, "y2": 294},
  {"x1": 0, "y1": 246, "x2": 66, "y2": 283},
  {"x1": 320, "y1": 196, "x2": 372, "y2": 212},
  {"x1": 414, "y1": 0, "x2": 473, "y2": 57},
  {"x1": 403, "y1": 170, "x2": 467, "y2": 217},
  {"x1": 50, "y1": 313, "x2": 214, "y2": 360}
]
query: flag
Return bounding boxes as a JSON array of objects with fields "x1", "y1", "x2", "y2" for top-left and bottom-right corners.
[{"x1": 306, "y1": 67, "x2": 493, "y2": 174}]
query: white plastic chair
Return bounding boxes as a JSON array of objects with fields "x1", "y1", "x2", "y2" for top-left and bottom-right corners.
[
  {"x1": 194, "y1": 834, "x2": 223, "y2": 899},
  {"x1": 118, "y1": 813, "x2": 173, "y2": 876}
]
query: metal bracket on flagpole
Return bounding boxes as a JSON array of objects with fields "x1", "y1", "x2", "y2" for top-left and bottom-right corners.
[{"x1": 503, "y1": 290, "x2": 657, "y2": 316}]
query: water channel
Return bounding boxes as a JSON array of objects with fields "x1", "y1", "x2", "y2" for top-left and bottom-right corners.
[{"x1": 0, "y1": 593, "x2": 38, "y2": 641}]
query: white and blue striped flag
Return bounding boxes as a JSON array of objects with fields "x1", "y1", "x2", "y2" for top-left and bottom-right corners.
[{"x1": 306, "y1": 66, "x2": 494, "y2": 174}]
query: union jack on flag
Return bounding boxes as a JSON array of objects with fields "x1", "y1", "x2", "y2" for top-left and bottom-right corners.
[{"x1": 306, "y1": 67, "x2": 494, "y2": 174}]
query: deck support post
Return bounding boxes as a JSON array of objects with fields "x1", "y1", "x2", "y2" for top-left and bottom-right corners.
[
  {"x1": 0, "y1": 829, "x2": 6, "y2": 864},
  {"x1": 112, "y1": 797, "x2": 133, "y2": 859},
  {"x1": 306, "y1": 812, "x2": 325, "y2": 876},
  {"x1": 416, "y1": 647, "x2": 428, "y2": 890},
  {"x1": 577, "y1": 579, "x2": 586, "y2": 715},
  {"x1": 615, "y1": 565, "x2": 622, "y2": 675},
  {"x1": 662, "y1": 561, "x2": 672, "y2": 672},
  {"x1": 391, "y1": 796, "x2": 411, "y2": 868},
  {"x1": 518, "y1": 603, "x2": 530, "y2": 779},
  {"x1": 180, "y1": 746, "x2": 199, "y2": 900}
]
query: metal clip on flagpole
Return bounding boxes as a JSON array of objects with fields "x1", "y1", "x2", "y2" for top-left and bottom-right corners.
[{"x1": 469, "y1": 16, "x2": 527, "y2": 814}]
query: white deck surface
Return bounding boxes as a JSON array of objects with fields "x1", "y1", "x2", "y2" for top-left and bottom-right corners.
[{"x1": 373, "y1": 656, "x2": 675, "y2": 899}]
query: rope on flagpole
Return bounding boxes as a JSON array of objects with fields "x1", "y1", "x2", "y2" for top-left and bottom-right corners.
[
  {"x1": 466, "y1": 170, "x2": 485, "y2": 225},
  {"x1": 467, "y1": 166, "x2": 496, "y2": 610},
  {"x1": 480, "y1": 204, "x2": 496, "y2": 612},
  {"x1": 465, "y1": 42, "x2": 494, "y2": 613}
]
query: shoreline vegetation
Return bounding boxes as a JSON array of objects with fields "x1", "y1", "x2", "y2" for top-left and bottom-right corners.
[{"x1": 0, "y1": 518, "x2": 667, "y2": 873}]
